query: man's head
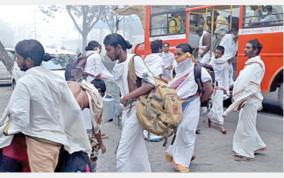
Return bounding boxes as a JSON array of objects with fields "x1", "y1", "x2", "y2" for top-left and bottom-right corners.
[
  {"x1": 103, "y1": 33, "x2": 132, "y2": 61},
  {"x1": 175, "y1": 43, "x2": 193, "y2": 63},
  {"x1": 244, "y1": 39, "x2": 263, "y2": 58},
  {"x1": 264, "y1": 5, "x2": 273, "y2": 13},
  {"x1": 196, "y1": 27, "x2": 204, "y2": 37},
  {"x1": 214, "y1": 46, "x2": 225, "y2": 59},
  {"x1": 162, "y1": 42, "x2": 170, "y2": 53},
  {"x1": 85, "y1": 40, "x2": 101, "y2": 53},
  {"x1": 15, "y1": 39, "x2": 52, "y2": 71},
  {"x1": 150, "y1": 39, "x2": 163, "y2": 53}
]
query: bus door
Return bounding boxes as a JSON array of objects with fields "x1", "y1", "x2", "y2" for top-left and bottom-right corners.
[{"x1": 186, "y1": 5, "x2": 238, "y2": 58}]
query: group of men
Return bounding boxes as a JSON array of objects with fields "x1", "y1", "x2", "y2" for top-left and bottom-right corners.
[{"x1": 0, "y1": 29, "x2": 266, "y2": 173}]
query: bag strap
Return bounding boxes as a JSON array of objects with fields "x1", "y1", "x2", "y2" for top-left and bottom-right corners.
[
  {"x1": 127, "y1": 54, "x2": 139, "y2": 93},
  {"x1": 194, "y1": 63, "x2": 204, "y2": 94}
]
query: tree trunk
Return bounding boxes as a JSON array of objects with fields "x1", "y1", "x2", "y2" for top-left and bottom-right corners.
[
  {"x1": 82, "y1": 32, "x2": 88, "y2": 53},
  {"x1": 0, "y1": 41, "x2": 14, "y2": 75}
]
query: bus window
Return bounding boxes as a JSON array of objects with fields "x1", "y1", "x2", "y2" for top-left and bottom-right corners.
[
  {"x1": 151, "y1": 14, "x2": 168, "y2": 36},
  {"x1": 150, "y1": 6, "x2": 186, "y2": 36},
  {"x1": 243, "y1": 5, "x2": 283, "y2": 28}
]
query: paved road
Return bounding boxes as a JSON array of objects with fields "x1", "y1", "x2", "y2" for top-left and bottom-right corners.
[{"x1": 0, "y1": 85, "x2": 282, "y2": 172}]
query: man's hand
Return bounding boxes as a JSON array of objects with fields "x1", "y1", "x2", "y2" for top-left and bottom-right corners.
[
  {"x1": 237, "y1": 101, "x2": 246, "y2": 111},
  {"x1": 120, "y1": 95, "x2": 130, "y2": 106}
]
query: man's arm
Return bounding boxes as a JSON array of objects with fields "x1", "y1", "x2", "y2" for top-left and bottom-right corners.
[
  {"x1": 201, "y1": 33, "x2": 211, "y2": 57},
  {"x1": 120, "y1": 82, "x2": 154, "y2": 106},
  {"x1": 200, "y1": 81, "x2": 214, "y2": 103},
  {"x1": 3, "y1": 81, "x2": 31, "y2": 135}
]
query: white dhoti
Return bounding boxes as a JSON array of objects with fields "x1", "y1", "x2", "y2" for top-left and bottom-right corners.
[
  {"x1": 166, "y1": 96, "x2": 200, "y2": 167},
  {"x1": 116, "y1": 105, "x2": 151, "y2": 172},
  {"x1": 208, "y1": 89, "x2": 225, "y2": 125},
  {"x1": 233, "y1": 99, "x2": 266, "y2": 158},
  {"x1": 228, "y1": 62, "x2": 234, "y2": 86}
]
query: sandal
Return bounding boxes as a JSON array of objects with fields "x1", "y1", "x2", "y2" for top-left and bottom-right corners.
[{"x1": 207, "y1": 118, "x2": 212, "y2": 128}]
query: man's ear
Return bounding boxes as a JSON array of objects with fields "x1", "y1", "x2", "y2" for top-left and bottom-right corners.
[
  {"x1": 25, "y1": 57, "x2": 33, "y2": 67},
  {"x1": 116, "y1": 44, "x2": 122, "y2": 51}
]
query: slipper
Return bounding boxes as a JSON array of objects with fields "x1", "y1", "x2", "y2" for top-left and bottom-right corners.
[
  {"x1": 233, "y1": 155, "x2": 251, "y2": 161},
  {"x1": 254, "y1": 147, "x2": 267, "y2": 154},
  {"x1": 191, "y1": 155, "x2": 196, "y2": 161}
]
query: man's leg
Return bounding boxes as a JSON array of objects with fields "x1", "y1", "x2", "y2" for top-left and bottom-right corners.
[{"x1": 26, "y1": 137, "x2": 61, "y2": 172}]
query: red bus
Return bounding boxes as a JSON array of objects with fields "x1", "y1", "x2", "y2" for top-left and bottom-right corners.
[{"x1": 134, "y1": 5, "x2": 283, "y2": 109}]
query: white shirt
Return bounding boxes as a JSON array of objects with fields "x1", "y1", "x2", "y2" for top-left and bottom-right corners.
[
  {"x1": 144, "y1": 53, "x2": 164, "y2": 77},
  {"x1": 112, "y1": 54, "x2": 155, "y2": 97},
  {"x1": 209, "y1": 56, "x2": 230, "y2": 90},
  {"x1": 219, "y1": 34, "x2": 237, "y2": 61},
  {"x1": 198, "y1": 30, "x2": 210, "y2": 55},
  {"x1": 84, "y1": 50, "x2": 113, "y2": 82},
  {"x1": 0, "y1": 66, "x2": 91, "y2": 154},
  {"x1": 169, "y1": 59, "x2": 212, "y2": 99},
  {"x1": 160, "y1": 52, "x2": 175, "y2": 69}
]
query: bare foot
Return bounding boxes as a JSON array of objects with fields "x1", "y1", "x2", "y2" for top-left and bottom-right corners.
[{"x1": 220, "y1": 125, "x2": 227, "y2": 135}]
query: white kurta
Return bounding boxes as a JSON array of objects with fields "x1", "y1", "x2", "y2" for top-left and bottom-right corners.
[
  {"x1": 166, "y1": 59, "x2": 212, "y2": 167},
  {"x1": 144, "y1": 53, "x2": 164, "y2": 77},
  {"x1": 198, "y1": 30, "x2": 211, "y2": 64},
  {"x1": 224, "y1": 56, "x2": 266, "y2": 158},
  {"x1": 112, "y1": 54, "x2": 155, "y2": 172},
  {"x1": 219, "y1": 33, "x2": 237, "y2": 86},
  {"x1": 0, "y1": 66, "x2": 91, "y2": 154},
  {"x1": 84, "y1": 50, "x2": 114, "y2": 82},
  {"x1": 208, "y1": 56, "x2": 230, "y2": 125},
  {"x1": 160, "y1": 51, "x2": 176, "y2": 79}
]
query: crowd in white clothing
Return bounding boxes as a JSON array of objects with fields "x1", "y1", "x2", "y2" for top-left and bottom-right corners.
[{"x1": 0, "y1": 32, "x2": 267, "y2": 173}]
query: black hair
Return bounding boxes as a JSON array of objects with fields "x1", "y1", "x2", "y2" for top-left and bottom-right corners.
[
  {"x1": 215, "y1": 45, "x2": 225, "y2": 55},
  {"x1": 176, "y1": 43, "x2": 193, "y2": 54},
  {"x1": 151, "y1": 39, "x2": 163, "y2": 53},
  {"x1": 85, "y1": 40, "x2": 101, "y2": 51},
  {"x1": 248, "y1": 39, "x2": 263, "y2": 55},
  {"x1": 103, "y1": 33, "x2": 132, "y2": 51},
  {"x1": 264, "y1": 5, "x2": 272, "y2": 12},
  {"x1": 15, "y1": 39, "x2": 52, "y2": 66}
]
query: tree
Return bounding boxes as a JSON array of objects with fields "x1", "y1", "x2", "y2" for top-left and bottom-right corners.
[
  {"x1": 114, "y1": 6, "x2": 146, "y2": 29},
  {"x1": 40, "y1": 5, "x2": 102, "y2": 52},
  {"x1": 0, "y1": 41, "x2": 14, "y2": 75},
  {"x1": 101, "y1": 6, "x2": 123, "y2": 33}
]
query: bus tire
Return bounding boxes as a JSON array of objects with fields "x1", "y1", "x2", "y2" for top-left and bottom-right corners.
[{"x1": 278, "y1": 83, "x2": 283, "y2": 110}]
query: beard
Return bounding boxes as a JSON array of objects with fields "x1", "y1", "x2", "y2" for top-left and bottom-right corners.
[{"x1": 19, "y1": 62, "x2": 29, "y2": 71}]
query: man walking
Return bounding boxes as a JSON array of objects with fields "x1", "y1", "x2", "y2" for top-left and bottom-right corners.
[{"x1": 224, "y1": 39, "x2": 266, "y2": 161}]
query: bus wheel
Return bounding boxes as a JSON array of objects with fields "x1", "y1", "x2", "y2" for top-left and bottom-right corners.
[{"x1": 278, "y1": 83, "x2": 283, "y2": 110}]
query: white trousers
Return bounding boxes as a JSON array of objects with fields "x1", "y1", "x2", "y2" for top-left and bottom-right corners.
[
  {"x1": 233, "y1": 100, "x2": 266, "y2": 158},
  {"x1": 116, "y1": 106, "x2": 151, "y2": 172},
  {"x1": 208, "y1": 89, "x2": 224, "y2": 125},
  {"x1": 166, "y1": 96, "x2": 201, "y2": 167}
]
